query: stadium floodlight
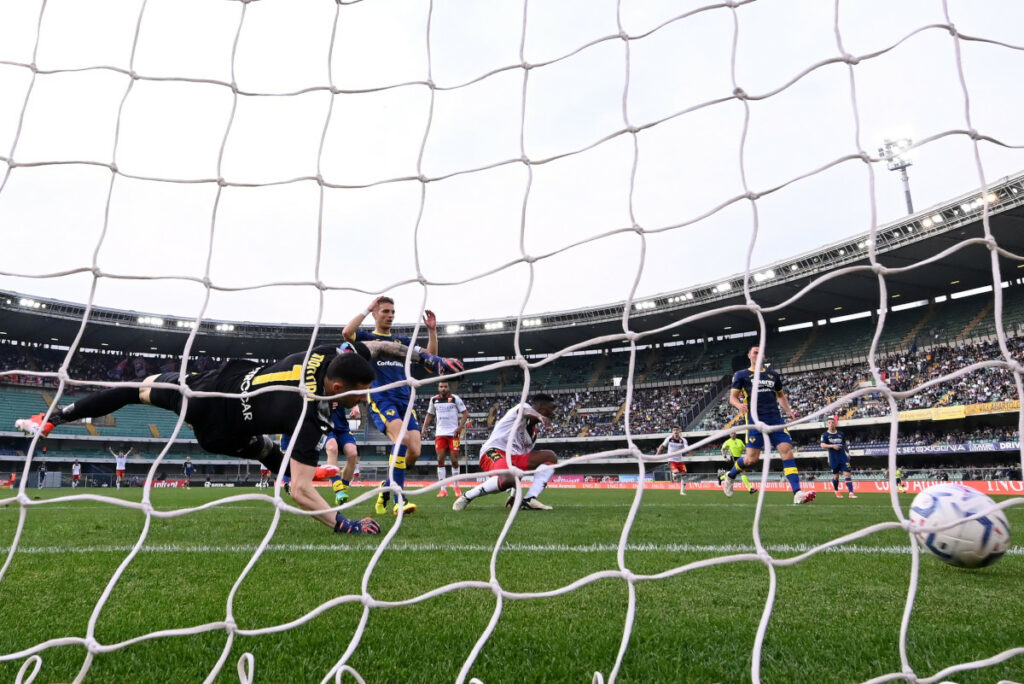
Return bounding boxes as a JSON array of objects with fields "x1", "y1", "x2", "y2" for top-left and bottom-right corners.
[
  {"x1": 878, "y1": 138, "x2": 915, "y2": 214},
  {"x1": 175, "y1": 321, "x2": 197, "y2": 329},
  {"x1": 716, "y1": 282, "x2": 732, "y2": 292},
  {"x1": 138, "y1": 316, "x2": 164, "y2": 326},
  {"x1": 214, "y1": 323, "x2": 235, "y2": 332},
  {"x1": 753, "y1": 270, "x2": 775, "y2": 283},
  {"x1": 789, "y1": 264, "x2": 799, "y2": 271},
  {"x1": 484, "y1": 321, "x2": 504, "y2": 330},
  {"x1": 445, "y1": 324, "x2": 465, "y2": 333},
  {"x1": 19, "y1": 298, "x2": 42, "y2": 309},
  {"x1": 522, "y1": 318, "x2": 543, "y2": 327}
]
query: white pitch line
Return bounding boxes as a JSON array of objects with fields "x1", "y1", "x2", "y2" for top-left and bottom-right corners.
[{"x1": 1, "y1": 542, "x2": 1021, "y2": 555}]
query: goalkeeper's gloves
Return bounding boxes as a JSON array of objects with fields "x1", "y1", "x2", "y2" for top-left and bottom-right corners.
[
  {"x1": 334, "y1": 513, "x2": 381, "y2": 535},
  {"x1": 420, "y1": 352, "x2": 464, "y2": 375}
]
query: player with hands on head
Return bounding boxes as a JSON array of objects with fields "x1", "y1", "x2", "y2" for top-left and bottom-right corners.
[
  {"x1": 344, "y1": 295, "x2": 462, "y2": 516},
  {"x1": 722, "y1": 346, "x2": 815, "y2": 505}
]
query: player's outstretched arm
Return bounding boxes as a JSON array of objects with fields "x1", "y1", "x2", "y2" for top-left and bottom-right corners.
[
  {"x1": 288, "y1": 458, "x2": 379, "y2": 534},
  {"x1": 728, "y1": 389, "x2": 746, "y2": 414},
  {"x1": 360, "y1": 339, "x2": 464, "y2": 375}
]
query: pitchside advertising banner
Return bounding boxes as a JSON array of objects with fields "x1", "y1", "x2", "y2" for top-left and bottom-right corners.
[
  {"x1": 858, "y1": 441, "x2": 1020, "y2": 456},
  {"x1": 379, "y1": 479, "x2": 1024, "y2": 494}
]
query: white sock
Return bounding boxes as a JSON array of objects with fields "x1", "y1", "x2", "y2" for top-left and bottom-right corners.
[
  {"x1": 451, "y1": 464, "x2": 461, "y2": 485},
  {"x1": 465, "y1": 476, "x2": 501, "y2": 500},
  {"x1": 526, "y1": 464, "x2": 554, "y2": 499},
  {"x1": 437, "y1": 466, "x2": 446, "y2": 484}
]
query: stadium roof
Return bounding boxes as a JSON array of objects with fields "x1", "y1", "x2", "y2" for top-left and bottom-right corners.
[{"x1": 2, "y1": 172, "x2": 1023, "y2": 361}]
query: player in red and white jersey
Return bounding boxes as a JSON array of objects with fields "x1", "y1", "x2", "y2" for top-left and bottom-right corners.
[
  {"x1": 655, "y1": 427, "x2": 689, "y2": 495},
  {"x1": 420, "y1": 381, "x2": 468, "y2": 499},
  {"x1": 453, "y1": 394, "x2": 558, "y2": 512},
  {"x1": 71, "y1": 459, "x2": 81, "y2": 488},
  {"x1": 109, "y1": 446, "x2": 131, "y2": 490}
]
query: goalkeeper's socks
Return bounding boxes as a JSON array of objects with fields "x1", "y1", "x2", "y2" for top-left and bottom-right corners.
[
  {"x1": 741, "y1": 473, "x2": 752, "y2": 491},
  {"x1": 782, "y1": 458, "x2": 801, "y2": 492},
  {"x1": 465, "y1": 476, "x2": 501, "y2": 500},
  {"x1": 845, "y1": 475, "x2": 854, "y2": 493},
  {"x1": 56, "y1": 386, "x2": 141, "y2": 425}
]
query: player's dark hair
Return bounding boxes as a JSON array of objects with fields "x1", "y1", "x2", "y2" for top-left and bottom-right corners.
[
  {"x1": 378, "y1": 296, "x2": 395, "y2": 306},
  {"x1": 326, "y1": 352, "x2": 375, "y2": 385},
  {"x1": 529, "y1": 393, "x2": 556, "y2": 406}
]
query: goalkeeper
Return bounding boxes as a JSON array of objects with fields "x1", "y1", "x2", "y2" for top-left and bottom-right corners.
[
  {"x1": 720, "y1": 431, "x2": 755, "y2": 494},
  {"x1": 16, "y1": 339, "x2": 463, "y2": 534}
]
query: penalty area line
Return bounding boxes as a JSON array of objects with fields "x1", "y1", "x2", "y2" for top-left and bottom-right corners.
[{"x1": 1, "y1": 542, "x2": 1021, "y2": 555}]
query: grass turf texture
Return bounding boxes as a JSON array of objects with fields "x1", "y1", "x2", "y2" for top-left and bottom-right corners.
[{"x1": 0, "y1": 488, "x2": 1021, "y2": 683}]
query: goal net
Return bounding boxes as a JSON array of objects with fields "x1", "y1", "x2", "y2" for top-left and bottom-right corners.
[{"x1": 1, "y1": 0, "x2": 1023, "y2": 682}]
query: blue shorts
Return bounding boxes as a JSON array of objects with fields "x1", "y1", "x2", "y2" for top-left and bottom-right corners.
[
  {"x1": 828, "y1": 453, "x2": 851, "y2": 473},
  {"x1": 328, "y1": 430, "x2": 357, "y2": 450},
  {"x1": 367, "y1": 396, "x2": 420, "y2": 434},
  {"x1": 744, "y1": 425, "x2": 792, "y2": 451}
]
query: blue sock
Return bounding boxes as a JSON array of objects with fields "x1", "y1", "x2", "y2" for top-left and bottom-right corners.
[
  {"x1": 342, "y1": 479, "x2": 350, "y2": 487},
  {"x1": 728, "y1": 464, "x2": 742, "y2": 479},
  {"x1": 845, "y1": 475, "x2": 854, "y2": 493},
  {"x1": 782, "y1": 459, "x2": 800, "y2": 492},
  {"x1": 330, "y1": 475, "x2": 342, "y2": 484},
  {"x1": 832, "y1": 478, "x2": 839, "y2": 491}
]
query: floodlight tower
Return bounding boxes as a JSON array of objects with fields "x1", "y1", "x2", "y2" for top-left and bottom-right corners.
[{"x1": 879, "y1": 138, "x2": 914, "y2": 215}]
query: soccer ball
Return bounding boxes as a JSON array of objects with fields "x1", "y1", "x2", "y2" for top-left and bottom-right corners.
[{"x1": 908, "y1": 483, "x2": 1011, "y2": 569}]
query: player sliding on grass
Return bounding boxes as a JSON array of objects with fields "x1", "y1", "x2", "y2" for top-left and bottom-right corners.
[
  {"x1": 722, "y1": 345, "x2": 815, "y2": 505},
  {"x1": 453, "y1": 394, "x2": 559, "y2": 511},
  {"x1": 16, "y1": 340, "x2": 463, "y2": 533}
]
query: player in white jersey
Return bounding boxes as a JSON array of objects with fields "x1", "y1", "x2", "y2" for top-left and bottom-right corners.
[
  {"x1": 109, "y1": 446, "x2": 131, "y2": 489},
  {"x1": 71, "y1": 459, "x2": 82, "y2": 488},
  {"x1": 655, "y1": 427, "x2": 689, "y2": 495},
  {"x1": 420, "y1": 381, "x2": 468, "y2": 498},
  {"x1": 453, "y1": 394, "x2": 558, "y2": 512}
]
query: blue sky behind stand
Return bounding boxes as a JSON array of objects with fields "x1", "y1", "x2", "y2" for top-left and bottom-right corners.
[{"x1": 0, "y1": 0, "x2": 1023, "y2": 327}]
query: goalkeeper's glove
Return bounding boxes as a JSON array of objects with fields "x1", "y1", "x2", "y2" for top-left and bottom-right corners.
[
  {"x1": 334, "y1": 513, "x2": 381, "y2": 535},
  {"x1": 420, "y1": 352, "x2": 464, "y2": 375}
]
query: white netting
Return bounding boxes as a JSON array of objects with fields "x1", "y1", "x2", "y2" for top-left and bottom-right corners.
[{"x1": 1, "y1": 0, "x2": 1024, "y2": 682}]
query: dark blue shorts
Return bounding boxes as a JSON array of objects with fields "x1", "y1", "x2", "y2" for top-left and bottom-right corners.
[
  {"x1": 367, "y1": 396, "x2": 420, "y2": 434},
  {"x1": 328, "y1": 429, "x2": 356, "y2": 450},
  {"x1": 829, "y1": 453, "x2": 851, "y2": 473},
  {"x1": 744, "y1": 425, "x2": 792, "y2": 451}
]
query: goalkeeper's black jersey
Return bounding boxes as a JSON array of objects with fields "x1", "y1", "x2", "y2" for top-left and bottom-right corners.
[{"x1": 202, "y1": 345, "x2": 342, "y2": 465}]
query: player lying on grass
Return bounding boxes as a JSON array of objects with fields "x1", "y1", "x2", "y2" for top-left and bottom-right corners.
[
  {"x1": 16, "y1": 340, "x2": 463, "y2": 533},
  {"x1": 821, "y1": 417, "x2": 856, "y2": 499},
  {"x1": 722, "y1": 345, "x2": 815, "y2": 505},
  {"x1": 453, "y1": 394, "x2": 558, "y2": 512}
]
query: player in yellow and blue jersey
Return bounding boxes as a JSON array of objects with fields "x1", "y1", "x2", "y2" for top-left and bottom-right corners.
[
  {"x1": 724, "y1": 345, "x2": 815, "y2": 504},
  {"x1": 821, "y1": 417, "x2": 856, "y2": 498},
  {"x1": 344, "y1": 296, "x2": 456, "y2": 516}
]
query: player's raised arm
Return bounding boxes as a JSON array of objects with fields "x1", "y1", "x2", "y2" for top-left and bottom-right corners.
[
  {"x1": 424, "y1": 309, "x2": 438, "y2": 355},
  {"x1": 343, "y1": 296, "x2": 382, "y2": 342}
]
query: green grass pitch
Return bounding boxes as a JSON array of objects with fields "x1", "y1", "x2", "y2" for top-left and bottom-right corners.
[{"x1": 0, "y1": 487, "x2": 1021, "y2": 683}]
